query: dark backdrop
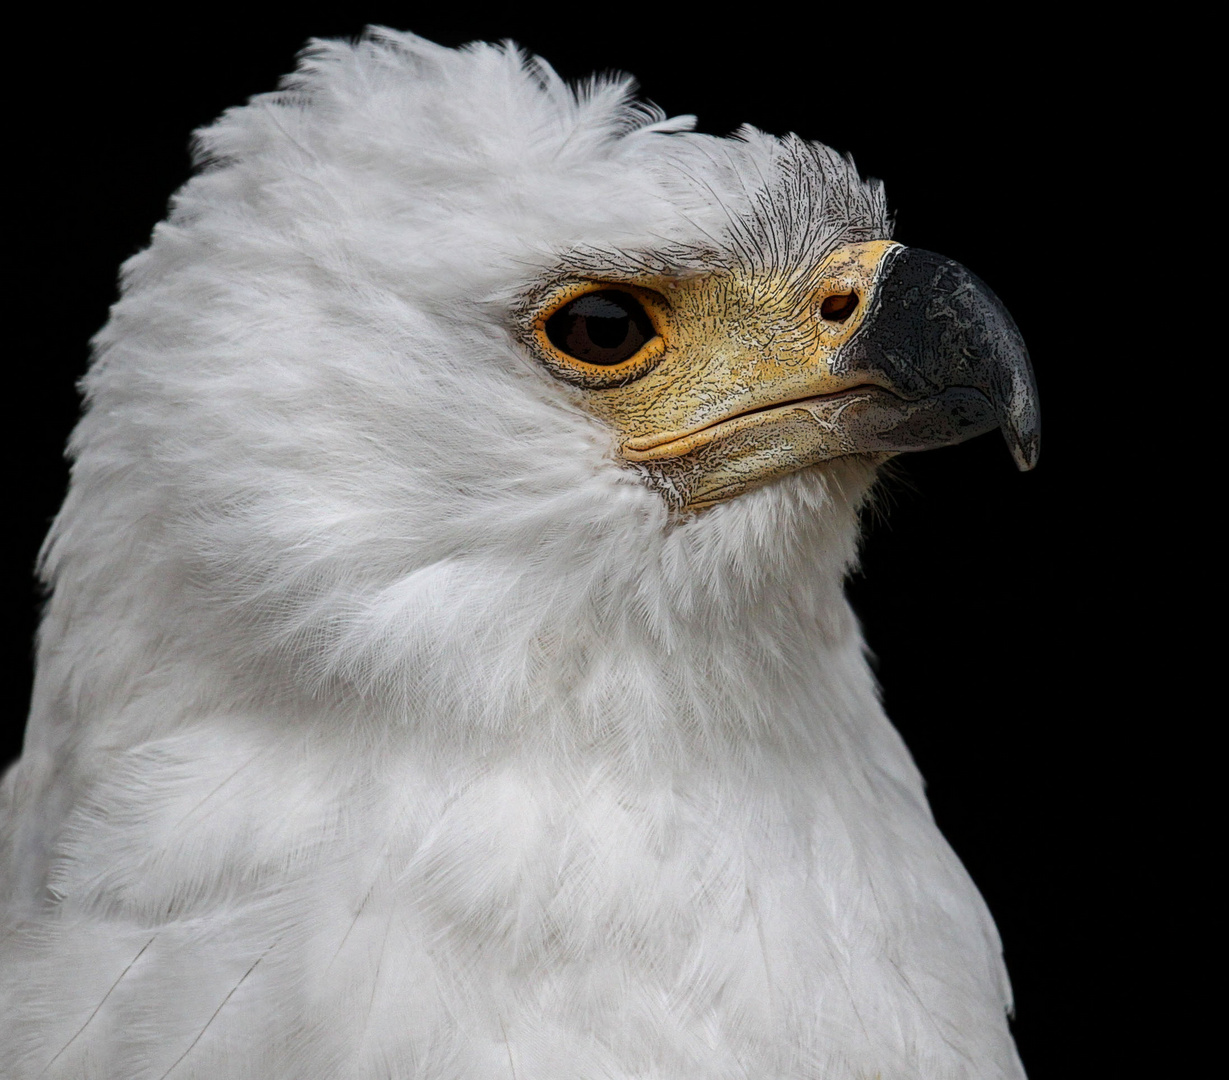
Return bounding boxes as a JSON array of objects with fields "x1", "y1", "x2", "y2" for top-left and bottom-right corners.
[{"x1": 5, "y1": 11, "x2": 1175, "y2": 1075}]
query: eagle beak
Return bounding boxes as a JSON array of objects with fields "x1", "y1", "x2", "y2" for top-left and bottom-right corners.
[
  {"x1": 833, "y1": 245, "x2": 1040, "y2": 472},
  {"x1": 608, "y1": 241, "x2": 1039, "y2": 508}
]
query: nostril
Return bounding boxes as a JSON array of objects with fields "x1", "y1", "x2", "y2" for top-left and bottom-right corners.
[{"x1": 820, "y1": 291, "x2": 858, "y2": 322}]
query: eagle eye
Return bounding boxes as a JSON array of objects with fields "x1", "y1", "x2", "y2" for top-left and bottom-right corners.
[
  {"x1": 820, "y1": 291, "x2": 859, "y2": 322},
  {"x1": 544, "y1": 289, "x2": 657, "y2": 366}
]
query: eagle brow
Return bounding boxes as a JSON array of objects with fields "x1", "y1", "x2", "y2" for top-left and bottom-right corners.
[{"x1": 552, "y1": 244, "x2": 725, "y2": 281}]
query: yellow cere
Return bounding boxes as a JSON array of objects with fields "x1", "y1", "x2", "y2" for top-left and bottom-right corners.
[{"x1": 529, "y1": 240, "x2": 901, "y2": 510}]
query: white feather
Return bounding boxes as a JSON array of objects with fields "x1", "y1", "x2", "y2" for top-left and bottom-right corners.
[{"x1": 1, "y1": 29, "x2": 1023, "y2": 1079}]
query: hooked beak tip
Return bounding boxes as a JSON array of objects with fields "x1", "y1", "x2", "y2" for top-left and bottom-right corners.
[{"x1": 1005, "y1": 425, "x2": 1040, "y2": 471}]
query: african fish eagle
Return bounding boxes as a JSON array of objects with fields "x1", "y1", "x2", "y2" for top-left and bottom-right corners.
[{"x1": 0, "y1": 29, "x2": 1039, "y2": 1080}]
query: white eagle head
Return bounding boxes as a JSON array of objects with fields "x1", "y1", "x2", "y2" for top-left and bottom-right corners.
[{"x1": 39, "y1": 29, "x2": 1035, "y2": 755}]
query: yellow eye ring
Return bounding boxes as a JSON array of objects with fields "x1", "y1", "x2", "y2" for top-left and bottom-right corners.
[{"x1": 531, "y1": 282, "x2": 672, "y2": 389}]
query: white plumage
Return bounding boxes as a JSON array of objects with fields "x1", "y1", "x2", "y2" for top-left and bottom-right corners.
[{"x1": 1, "y1": 30, "x2": 1029, "y2": 1078}]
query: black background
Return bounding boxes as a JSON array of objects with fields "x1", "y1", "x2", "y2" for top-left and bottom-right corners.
[{"x1": 4, "y1": 10, "x2": 1182, "y2": 1075}]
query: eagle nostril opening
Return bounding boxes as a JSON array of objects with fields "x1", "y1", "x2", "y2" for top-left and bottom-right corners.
[{"x1": 820, "y1": 291, "x2": 858, "y2": 322}]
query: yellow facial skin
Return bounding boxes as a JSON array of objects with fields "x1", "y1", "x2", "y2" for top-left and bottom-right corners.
[{"x1": 525, "y1": 240, "x2": 903, "y2": 510}]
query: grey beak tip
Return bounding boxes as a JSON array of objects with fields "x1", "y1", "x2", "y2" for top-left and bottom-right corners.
[{"x1": 1007, "y1": 429, "x2": 1040, "y2": 472}]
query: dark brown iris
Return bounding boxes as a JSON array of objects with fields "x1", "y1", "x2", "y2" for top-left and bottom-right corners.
[{"x1": 545, "y1": 290, "x2": 657, "y2": 366}]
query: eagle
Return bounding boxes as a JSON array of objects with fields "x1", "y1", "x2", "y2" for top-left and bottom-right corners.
[{"x1": 0, "y1": 29, "x2": 1038, "y2": 1080}]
